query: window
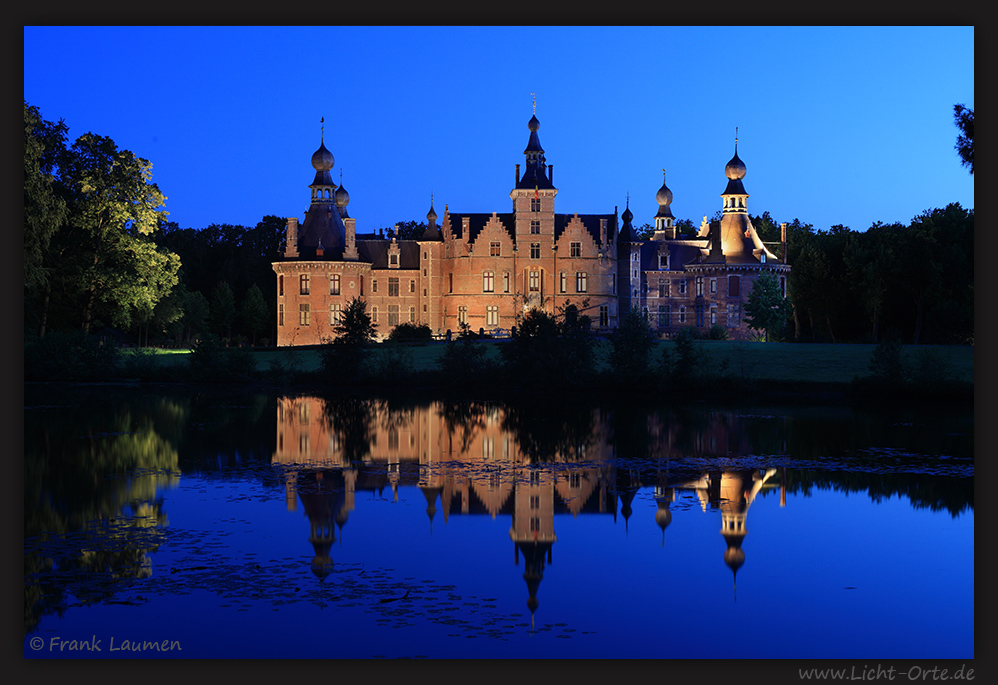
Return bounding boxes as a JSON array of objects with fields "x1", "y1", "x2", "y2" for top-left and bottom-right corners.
[
  {"x1": 600, "y1": 305, "x2": 608, "y2": 327},
  {"x1": 780, "y1": 276, "x2": 787, "y2": 298},
  {"x1": 658, "y1": 280, "x2": 669, "y2": 298},
  {"x1": 278, "y1": 303, "x2": 284, "y2": 326},
  {"x1": 559, "y1": 272, "x2": 567, "y2": 293},
  {"x1": 503, "y1": 272, "x2": 510, "y2": 293},
  {"x1": 695, "y1": 276, "x2": 704, "y2": 297},
  {"x1": 529, "y1": 271, "x2": 540, "y2": 292},
  {"x1": 409, "y1": 306, "x2": 416, "y2": 322},
  {"x1": 388, "y1": 304, "x2": 400, "y2": 327},
  {"x1": 530, "y1": 495, "x2": 540, "y2": 510},
  {"x1": 678, "y1": 305, "x2": 687, "y2": 324},
  {"x1": 710, "y1": 278, "x2": 717, "y2": 295},
  {"x1": 570, "y1": 241, "x2": 581, "y2": 257},
  {"x1": 727, "y1": 303, "x2": 741, "y2": 327},
  {"x1": 530, "y1": 197, "x2": 541, "y2": 212},
  {"x1": 659, "y1": 253, "x2": 669, "y2": 269},
  {"x1": 529, "y1": 517, "x2": 541, "y2": 532},
  {"x1": 409, "y1": 279, "x2": 415, "y2": 293},
  {"x1": 576, "y1": 271, "x2": 588, "y2": 293},
  {"x1": 658, "y1": 305, "x2": 670, "y2": 328},
  {"x1": 389, "y1": 252, "x2": 399, "y2": 267},
  {"x1": 448, "y1": 274, "x2": 453, "y2": 293},
  {"x1": 728, "y1": 275, "x2": 740, "y2": 297},
  {"x1": 695, "y1": 303, "x2": 705, "y2": 327},
  {"x1": 486, "y1": 306, "x2": 499, "y2": 326},
  {"x1": 530, "y1": 220, "x2": 540, "y2": 234},
  {"x1": 458, "y1": 306, "x2": 468, "y2": 325},
  {"x1": 330, "y1": 303, "x2": 342, "y2": 324},
  {"x1": 483, "y1": 271, "x2": 495, "y2": 293},
  {"x1": 388, "y1": 277, "x2": 400, "y2": 297},
  {"x1": 278, "y1": 274, "x2": 284, "y2": 296},
  {"x1": 530, "y1": 243, "x2": 540, "y2": 259},
  {"x1": 372, "y1": 279, "x2": 378, "y2": 293},
  {"x1": 299, "y1": 274, "x2": 310, "y2": 295},
  {"x1": 710, "y1": 304, "x2": 717, "y2": 325},
  {"x1": 371, "y1": 306, "x2": 378, "y2": 323},
  {"x1": 299, "y1": 303, "x2": 310, "y2": 326},
  {"x1": 678, "y1": 279, "x2": 687, "y2": 295},
  {"x1": 329, "y1": 274, "x2": 340, "y2": 295},
  {"x1": 490, "y1": 241, "x2": 501, "y2": 256}
]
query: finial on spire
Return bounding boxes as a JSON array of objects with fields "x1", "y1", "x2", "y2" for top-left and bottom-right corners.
[
  {"x1": 531, "y1": 92, "x2": 536, "y2": 115},
  {"x1": 321, "y1": 116, "x2": 325, "y2": 142},
  {"x1": 735, "y1": 126, "x2": 739, "y2": 150}
]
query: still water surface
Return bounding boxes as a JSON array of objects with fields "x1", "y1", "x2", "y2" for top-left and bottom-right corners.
[{"x1": 23, "y1": 385, "x2": 973, "y2": 659}]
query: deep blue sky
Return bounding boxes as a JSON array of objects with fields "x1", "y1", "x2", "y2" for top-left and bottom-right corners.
[{"x1": 24, "y1": 26, "x2": 974, "y2": 234}]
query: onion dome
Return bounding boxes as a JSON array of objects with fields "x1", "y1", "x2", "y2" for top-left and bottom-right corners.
[
  {"x1": 656, "y1": 171, "x2": 674, "y2": 220},
  {"x1": 312, "y1": 140, "x2": 334, "y2": 171},
  {"x1": 427, "y1": 199, "x2": 437, "y2": 225},
  {"x1": 725, "y1": 149, "x2": 746, "y2": 180},
  {"x1": 621, "y1": 203, "x2": 633, "y2": 225},
  {"x1": 656, "y1": 173, "x2": 674, "y2": 207},
  {"x1": 335, "y1": 181, "x2": 349, "y2": 208},
  {"x1": 528, "y1": 113, "x2": 540, "y2": 132},
  {"x1": 655, "y1": 504, "x2": 673, "y2": 532}
]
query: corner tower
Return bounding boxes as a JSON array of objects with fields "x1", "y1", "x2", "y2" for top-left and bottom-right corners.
[
  {"x1": 715, "y1": 132, "x2": 776, "y2": 263},
  {"x1": 291, "y1": 120, "x2": 349, "y2": 259}
]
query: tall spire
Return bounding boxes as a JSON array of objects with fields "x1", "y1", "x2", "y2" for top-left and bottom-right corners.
[{"x1": 516, "y1": 98, "x2": 552, "y2": 190}]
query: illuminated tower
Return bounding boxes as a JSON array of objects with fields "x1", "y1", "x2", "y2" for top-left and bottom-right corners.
[{"x1": 511, "y1": 466, "x2": 557, "y2": 629}]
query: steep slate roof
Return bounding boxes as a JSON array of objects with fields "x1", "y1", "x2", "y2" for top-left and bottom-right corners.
[
  {"x1": 444, "y1": 212, "x2": 516, "y2": 244},
  {"x1": 356, "y1": 239, "x2": 421, "y2": 270},
  {"x1": 639, "y1": 240, "x2": 707, "y2": 271},
  {"x1": 554, "y1": 213, "x2": 617, "y2": 245}
]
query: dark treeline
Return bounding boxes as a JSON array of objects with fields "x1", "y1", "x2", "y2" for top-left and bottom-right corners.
[{"x1": 752, "y1": 208, "x2": 974, "y2": 345}]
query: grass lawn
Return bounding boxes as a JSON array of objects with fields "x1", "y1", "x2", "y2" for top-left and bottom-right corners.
[{"x1": 125, "y1": 341, "x2": 973, "y2": 385}]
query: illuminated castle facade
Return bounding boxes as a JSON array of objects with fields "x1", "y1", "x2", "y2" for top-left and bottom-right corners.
[{"x1": 272, "y1": 113, "x2": 790, "y2": 345}]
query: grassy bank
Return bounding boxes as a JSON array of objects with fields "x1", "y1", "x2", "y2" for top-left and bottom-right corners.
[{"x1": 118, "y1": 339, "x2": 974, "y2": 385}]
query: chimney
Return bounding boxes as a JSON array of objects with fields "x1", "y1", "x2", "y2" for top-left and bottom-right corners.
[
  {"x1": 780, "y1": 222, "x2": 788, "y2": 261},
  {"x1": 549, "y1": 164, "x2": 553, "y2": 184},
  {"x1": 515, "y1": 164, "x2": 520, "y2": 185}
]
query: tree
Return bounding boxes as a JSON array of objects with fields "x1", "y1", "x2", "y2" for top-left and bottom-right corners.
[
  {"x1": 23, "y1": 101, "x2": 69, "y2": 328},
  {"x1": 322, "y1": 297, "x2": 377, "y2": 382},
  {"x1": 953, "y1": 104, "x2": 973, "y2": 174},
  {"x1": 331, "y1": 297, "x2": 377, "y2": 346},
  {"x1": 239, "y1": 283, "x2": 269, "y2": 346},
  {"x1": 609, "y1": 307, "x2": 656, "y2": 379},
  {"x1": 179, "y1": 289, "x2": 211, "y2": 345},
  {"x1": 56, "y1": 132, "x2": 178, "y2": 334},
  {"x1": 210, "y1": 281, "x2": 237, "y2": 341},
  {"x1": 744, "y1": 272, "x2": 793, "y2": 342},
  {"x1": 845, "y1": 224, "x2": 900, "y2": 342}
]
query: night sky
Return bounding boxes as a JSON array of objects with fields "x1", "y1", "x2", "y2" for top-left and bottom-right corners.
[{"x1": 24, "y1": 25, "x2": 974, "y2": 234}]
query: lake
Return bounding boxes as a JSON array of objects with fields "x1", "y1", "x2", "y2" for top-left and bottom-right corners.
[{"x1": 23, "y1": 384, "x2": 973, "y2": 661}]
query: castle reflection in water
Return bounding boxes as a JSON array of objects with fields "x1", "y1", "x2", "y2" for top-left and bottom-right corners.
[{"x1": 272, "y1": 396, "x2": 783, "y2": 618}]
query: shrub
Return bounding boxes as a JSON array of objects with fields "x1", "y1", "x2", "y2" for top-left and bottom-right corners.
[
  {"x1": 868, "y1": 338, "x2": 910, "y2": 385},
  {"x1": 707, "y1": 323, "x2": 729, "y2": 340},
  {"x1": 387, "y1": 322, "x2": 433, "y2": 344},
  {"x1": 24, "y1": 331, "x2": 121, "y2": 381},
  {"x1": 188, "y1": 334, "x2": 256, "y2": 382}
]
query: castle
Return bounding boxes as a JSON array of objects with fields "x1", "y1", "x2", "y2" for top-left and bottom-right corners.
[{"x1": 272, "y1": 111, "x2": 790, "y2": 345}]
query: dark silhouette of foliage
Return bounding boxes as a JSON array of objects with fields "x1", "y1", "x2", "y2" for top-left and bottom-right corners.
[{"x1": 953, "y1": 104, "x2": 973, "y2": 174}]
